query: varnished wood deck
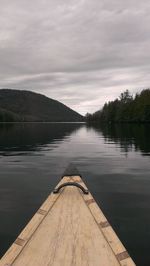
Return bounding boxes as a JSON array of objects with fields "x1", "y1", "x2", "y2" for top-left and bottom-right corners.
[{"x1": 0, "y1": 176, "x2": 136, "y2": 266}]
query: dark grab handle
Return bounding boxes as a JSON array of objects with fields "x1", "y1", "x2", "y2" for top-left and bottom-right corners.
[{"x1": 53, "y1": 182, "x2": 89, "y2": 194}]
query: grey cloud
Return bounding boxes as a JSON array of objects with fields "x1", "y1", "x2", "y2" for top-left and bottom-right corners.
[{"x1": 0, "y1": 0, "x2": 150, "y2": 114}]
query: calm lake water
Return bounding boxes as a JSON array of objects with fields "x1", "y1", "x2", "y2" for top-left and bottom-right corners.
[{"x1": 0, "y1": 122, "x2": 150, "y2": 266}]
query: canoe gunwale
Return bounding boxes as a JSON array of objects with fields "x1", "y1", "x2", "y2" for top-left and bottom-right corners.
[
  {"x1": 0, "y1": 175, "x2": 136, "y2": 266},
  {"x1": 71, "y1": 176, "x2": 136, "y2": 266},
  {"x1": 0, "y1": 176, "x2": 71, "y2": 266}
]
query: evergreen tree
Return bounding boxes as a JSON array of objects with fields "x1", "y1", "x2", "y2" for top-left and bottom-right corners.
[{"x1": 86, "y1": 89, "x2": 150, "y2": 123}]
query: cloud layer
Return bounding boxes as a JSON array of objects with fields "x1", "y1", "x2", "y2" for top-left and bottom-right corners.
[{"x1": 0, "y1": 0, "x2": 150, "y2": 114}]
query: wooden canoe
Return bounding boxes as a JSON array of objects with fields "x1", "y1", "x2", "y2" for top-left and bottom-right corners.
[{"x1": 0, "y1": 174, "x2": 136, "y2": 266}]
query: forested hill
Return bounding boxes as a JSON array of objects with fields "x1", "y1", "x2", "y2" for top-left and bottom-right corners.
[
  {"x1": 86, "y1": 89, "x2": 150, "y2": 123},
  {"x1": 0, "y1": 89, "x2": 83, "y2": 122}
]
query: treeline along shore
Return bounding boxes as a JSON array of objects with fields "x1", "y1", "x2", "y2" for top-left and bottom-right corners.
[{"x1": 86, "y1": 89, "x2": 150, "y2": 123}]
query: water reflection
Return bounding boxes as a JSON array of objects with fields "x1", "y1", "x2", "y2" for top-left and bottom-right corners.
[
  {"x1": 0, "y1": 122, "x2": 83, "y2": 256},
  {"x1": 87, "y1": 123, "x2": 150, "y2": 155},
  {"x1": 0, "y1": 122, "x2": 150, "y2": 266},
  {"x1": 0, "y1": 123, "x2": 83, "y2": 155}
]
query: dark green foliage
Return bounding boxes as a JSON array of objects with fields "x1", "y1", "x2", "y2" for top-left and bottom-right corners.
[
  {"x1": 86, "y1": 89, "x2": 150, "y2": 123},
  {"x1": 0, "y1": 107, "x2": 21, "y2": 122},
  {"x1": 0, "y1": 89, "x2": 83, "y2": 122}
]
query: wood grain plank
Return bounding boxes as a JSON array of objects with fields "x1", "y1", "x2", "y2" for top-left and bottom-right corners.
[
  {"x1": 12, "y1": 186, "x2": 121, "y2": 266},
  {"x1": 0, "y1": 177, "x2": 70, "y2": 266},
  {"x1": 73, "y1": 176, "x2": 136, "y2": 266},
  {"x1": 120, "y1": 257, "x2": 136, "y2": 266},
  {"x1": 0, "y1": 175, "x2": 136, "y2": 266}
]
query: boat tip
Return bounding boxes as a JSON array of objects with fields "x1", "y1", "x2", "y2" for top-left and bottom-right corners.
[{"x1": 62, "y1": 163, "x2": 81, "y2": 178}]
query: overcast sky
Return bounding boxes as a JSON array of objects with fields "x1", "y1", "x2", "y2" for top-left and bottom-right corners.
[{"x1": 0, "y1": 0, "x2": 150, "y2": 114}]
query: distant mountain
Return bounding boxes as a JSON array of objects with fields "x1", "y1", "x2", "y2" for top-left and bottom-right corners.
[{"x1": 0, "y1": 89, "x2": 83, "y2": 122}]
